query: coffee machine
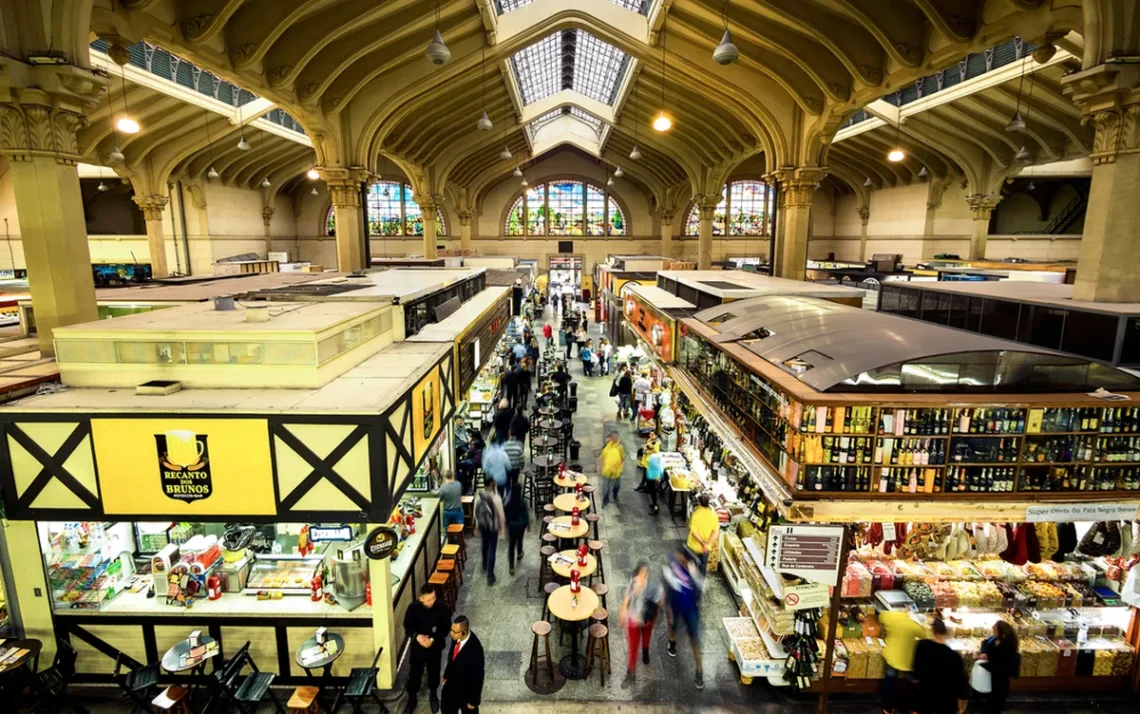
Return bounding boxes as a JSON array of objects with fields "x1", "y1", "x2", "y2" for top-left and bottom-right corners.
[{"x1": 332, "y1": 549, "x2": 368, "y2": 611}]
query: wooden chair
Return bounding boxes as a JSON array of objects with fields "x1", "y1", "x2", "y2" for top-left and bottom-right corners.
[
  {"x1": 152, "y1": 685, "x2": 191, "y2": 714},
  {"x1": 231, "y1": 647, "x2": 284, "y2": 714},
  {"x1": 32, "y1": 640, "x2": 84, "y2": 714},
  {"x1": 429, "y1": 571, "x2": 454, "y2": 610},
  {"x1": 287, "y1": 685, "x2": 321, "y2": 714},
  {"x1": 593, "y1": 582, "x2": 610, "y2": 611},
  {"x1": 542, "y1": 582, "x2": 559, "y2": 622},
  {"x1": 538, "y1": 545, "x2": 556, "y2": 589},
  {"x1": 112, "y1": 652, "x2": 160, "y2": 714},
  {"x1": 528, "y1": 621, "x2": 555, "y2": 685},
  {"x1": 588, "y1": 540, "x2": 605, "y2": 583},
  {"x1": 338, "y1": 648, "x2": 388, "y2": 714},
  {"x1": 585, "y1": 624, "x2": 611, "y2": 686}
]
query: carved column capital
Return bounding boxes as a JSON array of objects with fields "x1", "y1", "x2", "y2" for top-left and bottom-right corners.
[
  {"x1": 262, "y1": 206, "x2": 274, "y2": 226},
  {"x1": 327, "y1": 181, "x2": 361, "y2": 209},
  {"x1": 456, "y1": 208, "x2": 473, "y2": 227},
  {"x1": 856, "y1": 205, "x2": 870, "y2": 226},
  {"x1": 416, "y1": 195, "x2": 443, "y2": 214},
  {"x1": 657, "y1": 210, "x2": 675, "y2": 224},
  {"x1": 926, "y1": 178, "x2": 948, "y2": 210},
  {"x1": 695, "y1": 199, "x2": 718, "y2": 222},
  {"x1": 132, "y1": 194, "x2": 169, "y2": 222},
  {"x1": 1062, "y1": 63, "x2": 1140, "y2": 166},
  {"x1": 0, "y1": 104, "x2": 87, "y2": 162},
  {"x1": 965, "y1": 193, "x2": 1002, "y2": 220},
  {"x1": 772, "y1": 167, "x2": 827, "y2": 210}
]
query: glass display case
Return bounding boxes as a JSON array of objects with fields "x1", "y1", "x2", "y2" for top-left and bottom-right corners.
[
  {"x1": 39, "y1": 522, "x2": 137, "y2": 611},
  {"x1": 243, "y1": 554, "x2": 324, "y2": 596}
]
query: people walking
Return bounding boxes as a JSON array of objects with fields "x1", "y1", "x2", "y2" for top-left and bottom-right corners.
[
  {"x1": 481, "y1": 436, "x2": 510, "y2": 489},
  {"x1": 598, "y1": 430, "x2": 626, "y2": 507},
  {"x1": 913, "y1": 618, "x2": 967, "y2": 714},
  {"x1": 502, "y1": 471, "x2": 530, "y2": 575},
  {"x1": 474, "y1": 480, "x2": 506, "y2": 585},
  {"x1": 663, "y1": 547, "x2": 705, "y2": 690},
  {"x1": 685, "y1": 492, "x2": 719, "y2": 570},
  {"x1": 616, "y1": 366, "x2": 633, "y2": 420},
  {"x1": 619, "y1": 562, "x2": 664, "y2": 685},
  {"x1": 542, "y1": 322, "x2": 553, "y2": 349},
  {"x1": 441, "y1": 616, "x2": 485, "y2": 714},
  {"x1": 975, "y1": 620, "x2": 1020, "y2": 714},
  {"x1": 880, "y1": 609, "x2": 927, "y2": 714},
  {"x1": 493, "y1": 398, "x2": 514, "y2": 444},
  {"x1": 404, "y1": 583, "x2": 451, "y2": 713},
  {"x1": 600, "y1": 338, "x2": 614, "y2": 376},
  {"x1": 644, "y1": 447, "x2": 664, "y2": 515},
  {"x1": 580, "y1": 340, "x2": 594, "y2": 377}
]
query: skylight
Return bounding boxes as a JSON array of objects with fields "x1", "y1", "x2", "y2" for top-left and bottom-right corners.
[
  {"x1": 529, "y1": 109, "x2": 564, "y2": 137},
  {"x1": 511, "y1": 29, "x2": 630, "y2": 106},
  {"x1": 495, "y1": 0, "x2": 647, "y2": 15},
  {"x1": 528, "y1": 107, "x2": 606, "y2": 138},
  {"x1": 570, "y1": 107, "x2": 604, "y2": 134}
]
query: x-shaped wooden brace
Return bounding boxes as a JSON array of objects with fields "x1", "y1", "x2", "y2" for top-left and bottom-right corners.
[
  {"x1": 274, "y1": 423, "x2": 371, "y2": 513},
  {"x1": 7, "y1": 422, "x2": 100, "y2": 509}
]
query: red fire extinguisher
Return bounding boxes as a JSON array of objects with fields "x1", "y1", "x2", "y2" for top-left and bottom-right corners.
[{"x1": 311, "y1": 574, "x2": 323, "y2": 602}]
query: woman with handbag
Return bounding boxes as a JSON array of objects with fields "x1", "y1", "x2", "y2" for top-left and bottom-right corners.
[{"x1": 974, "y1": 620, "x2": 1020, "y2": 713}]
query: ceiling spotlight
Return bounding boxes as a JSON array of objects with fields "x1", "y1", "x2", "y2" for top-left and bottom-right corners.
[
  {"x1": 109, "y1": 146, "x2": 125, "y2": 163},
  {"x1": 1014, "y1": 145, "x2": 1035, "y2": 164},
  {"x1": 1006, "y1": 112, "x2": 1026, "y2": 134},
  {"x1": 97, "y1": 180, "x2": 109, "y2": 192},
  {"x1": 237, "y1": 135, "x2": 250, "y2": 151},
  {"x1": 629, "y1": 145, "x2": 641, "y2": 161},
  {"x1": 713, "y1": 30, "x2": 739, "y2": 65},
  {"x1": 887, "y1": 147, "x2": 905, "y2": 162},
  {"x1": 261, "y1": 177, "x2": 271, "y2": 188},
  {"x1": 306, "y1": 168, "x2": 320, "y2": 180},
  {"x1": 207, "y1": 166, "x2": 220, "y2": 180},
  {"x1": 311, "y1": 187, "x2": 318, "y2": 196},
  {"x1": 512, "y1": 167, "x2": 522, "y2": 177},
  {"x1": 116, "y1": 116, "x2": 140, "y2": 134},
  {"x1": 652, "y1": 112, "x2": 672, "y2": 132},
  {"x1": 864, "y1": 176, "x2": 874, "y2": 188},
  {"x1": 500, "y1": 145, "x2": 513, "y2": 160},
  {"x1": 1027, "y1": 181, "x2": 1036, "y2": 191},
  {"x1": 814, "y1": 182, "x2": 821, "y2": 190},
  {"x1": 521, "y1": 177, "x2": 528, "y2": 187},
  {"x1": 477, "y1": 111, "x2": 493, "y2": 132},
  {"x1": 426, "y1": 29, "x2": 451, "y2": 66},
  {"x1": 614, "y1": 167, "x2": 623, "y2": 177},
  {"x1": 918, "y1": 166, "x2": 928, "y2": 179}
]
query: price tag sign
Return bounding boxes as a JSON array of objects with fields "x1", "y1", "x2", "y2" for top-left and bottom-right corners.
[{"x1": 765, "y1": 524, "x2": 845, "y2": 586}]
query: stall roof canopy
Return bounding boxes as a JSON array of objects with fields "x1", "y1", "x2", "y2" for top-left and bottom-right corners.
[
  {"x1": 408, "y1": 286, "x2": 512, "y2": 342},
  {"x1": 658, "y1": 270, "x2": 865, "y2": 301},
  {"x1": 691, "y1": 296, "x2": 1140, "y2": 394},
  {"x1": 241, "y1": 268, "x2": 484, "y2": 304},
  {"x1": 623, "y1": 284, "x2": 696, "y2": 312}
]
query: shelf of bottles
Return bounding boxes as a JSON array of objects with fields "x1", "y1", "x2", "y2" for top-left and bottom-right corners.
[{"x1": 677, "y1": 332, "x2": 1140, "y2": 496}]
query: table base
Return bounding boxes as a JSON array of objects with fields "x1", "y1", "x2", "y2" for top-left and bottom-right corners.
[
  {"x1": 558, "y1": 653, "x2": 589, "y2": 680},
  {"x1": 525, "y1": 662, "x2": 566, "y2": 694}
]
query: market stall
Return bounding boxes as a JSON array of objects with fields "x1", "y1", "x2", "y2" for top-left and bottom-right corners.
[
  {"x1": 618, "y1": 283, "x2": 696, "y2": 365},
  {"x1": 594, "y1": 255, "x2": 677, "y2": 338},
  {"x1": 0, "y1": 300, "x2": 460, "y2": 688},
  {"x1": 663, "y1": 295, "x2": 1140, "y2": 699}
]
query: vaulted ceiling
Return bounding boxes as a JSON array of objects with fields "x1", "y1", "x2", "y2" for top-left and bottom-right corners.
[{"x1": 88, "y1": 0, "x2": 1086, "y2": 210}]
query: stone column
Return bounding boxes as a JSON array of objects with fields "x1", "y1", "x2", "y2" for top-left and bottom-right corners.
[
  {"x1": 857, "y1": 204, "x2": 870, "y2": 261},
  {"x1": 326, "y1": 170, "x2": 366, "y2": 271},
  {"x1": 965, "y1": 194, "x2": 1001, "y2": 260},
  {"x1": 419, "y1": 196, "x2": 442, "y2": 259},
  {"x1": 1063, "y1": 68, "x2": 1140, "y2": 302},
  {"x1": 456, "y1": 208, "x2": 473, "y2": 254},
  {"x1": 659, "y1": 210, "x2": 676, "y2": 258},
  {"x1": 773, "y1": 168, "x2": 825, "y2": 280},
  {"x1": 696, "y1": 200, "x2": 717, "y2": 269},
  {"x1": 262, "y1": 206, "x2": 274, "y2": 256},
  {"x1": 0, "y1": 105, "x2": 99, "y2": 356},
  {"x1": 132, "y1": 195, "x2": 170, "y2": 278}
]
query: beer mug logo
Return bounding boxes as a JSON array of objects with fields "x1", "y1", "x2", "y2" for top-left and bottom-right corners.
[{"x1": 155, "y1": 430, "x2": 213, "y2": 502}]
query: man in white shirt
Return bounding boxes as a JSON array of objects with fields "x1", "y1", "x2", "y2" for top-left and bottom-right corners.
[{"x1": 633, "y1": 373, "x2": 651, "y2": 409}]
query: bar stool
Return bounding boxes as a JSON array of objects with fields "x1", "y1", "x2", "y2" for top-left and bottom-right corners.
[
  {"x1": 287, "y1": 686, "x2": 321, "y2": 714},
  {"x1": 542, "y1": 582, "x2": 559, "y2": 622},
  {"x1": 581, "y1": 484, "x2": 598, "y2": 513},
  {"x1": 538, "y1": 545, "x2": 556, "y2": 588},
  {"x1": 446, "y1": 524, "x2": 467, "y2": 568},
  {"x1": 591, "y1": 607, "x2": 609, "y2": 630},
  {"x1": 461, "y1": 496, "x2": 475, "y2": 536},
  {"x1": 437, "y1": 555, "x2": 463, "y2": 587},
  {"x1": 584, "y1": 513, "x2": 601, "y2": 541},
  {"x1": 429, "y1": 571, "x2": 454, "y2": 610},
  {"x1": 588, "y1": 540, "x2": 605, "y2": 583},
  {"x1": 585, "y1": 624, "x2": 611, "y2": 686},
  {"x1": 152, "y1": 686, "x2": 191, "y2": 714},
  {"x1": 441, "y1": 542, "x2": 464, "y2": 572},
  {"x1": 528, "y1": 621, "x2": 555, "y2": 685},
  {"x1": 593, "y1": 582, "x2": 609, "y2": 611}
]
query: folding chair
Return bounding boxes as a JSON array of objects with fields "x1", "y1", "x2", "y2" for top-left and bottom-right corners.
[
  {"x1": 336, "y1": 648, "x2": 388, "y2": 714},
  {"x1": 113, "y1": 652, "x2": 160, "y2": 714}
]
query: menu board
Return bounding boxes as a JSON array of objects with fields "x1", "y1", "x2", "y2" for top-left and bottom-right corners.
[{"x1": 765, "y1": 524, "x2": 845, "y2": 586}]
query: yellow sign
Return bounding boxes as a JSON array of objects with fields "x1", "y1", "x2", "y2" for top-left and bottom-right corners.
[
  {"x1": 92, "y1": 418, "x2": 276, "y2": 516},
  {"x1": 411, "y1": 366, "x2": 442, "y2": 463}
]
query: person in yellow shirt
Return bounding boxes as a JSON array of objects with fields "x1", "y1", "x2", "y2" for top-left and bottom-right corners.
[
  {"x1": 685, "y1": 493, "x2": 719, "y2": 569},
  {"x1": 879, "y1": 610, "x2": 927, "y2": 714},
  {"x1": 598, "y1": 431, "x2": 626, "y2": 507}
]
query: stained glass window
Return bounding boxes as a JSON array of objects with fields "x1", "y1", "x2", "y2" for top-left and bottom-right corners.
[
  {"x1": 684, "y1": 181, "x2": 769, "y2": 236},
  {"x1": 506, "y1": 196, "x2": 525, "y2": 236},
  {"x1": 511, "y1": 30, "x2": 629, "y2": 107},
  {"x1": 526, "y1": 186, "x2": 546, "y2": 236},
  {"x1": 608, "y1": 198, "x2": 626, "y2": 235},
  {"x1": 503, "y1": 180, "x2": 626, "y2": 236},
  {"x1": 325, "y1": 181, "x2": 446, "y2": 237},
  {"x1": 586, "y1": 184, "x2": 606, "y2": 236}
]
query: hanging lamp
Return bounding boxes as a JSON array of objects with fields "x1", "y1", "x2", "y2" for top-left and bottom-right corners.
[
  {"x1": 104, "y1": 81, "x2": 126, "y2": 163},
  {"x1": 653, "y1": 15, "x2": 673, "y2": 132},
  {"x1": 513, "y1": 166, "x2": 522, "y2": 177},
  {"x1": 712, "y1": 0, "x2": 739, "y2": 65},
  {"x1": 630, "y1": 75, "x2": 642, "y2": 159},
  {"x1": 887, "y1": 94, "x2": 905, "y2": 162},
  {"x1": 918, "y1": 166, "x2": 928, "y2": 179},
  {"x1": 477, "y1": 42, "x2": 493, "y2": 131},
  {"x1": 115, "y1": 66, "x2": 140, "y2": 134},
  {"x1": 306, "y1": 168, "x2": 320, "y2": 180},
  {"x1": 614, "y1": 167, "x2": 623, "y2": 177},
  {"x1": 864, "y1": 177, "x2": 874, "y2": 188},
  {"x1": 425, "y1": 1, "x2": 450, "y2": 65},
  {"x1": 261, "y1": 177, "x2": 271, "y2": 188},
  {"x1": 311, "y1": 186, "x2": 319, "y2": 196},
  {"x1": 500, "y1": 145, "x2": 512, "y2": 160},
  {"x1": 97, "y1": 179, "x2": 109, "y2": 192},
  {"x1": 201, "y1": 106, "x2": 219, "y2": 180},
  {"x1": 1006, "y1": 60, "x2": 1028, "y2": 134}
]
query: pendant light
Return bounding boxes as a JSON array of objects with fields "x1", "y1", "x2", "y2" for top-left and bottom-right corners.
[
  {"x1": 477, "y1": 42, "x2": 493, "y2": 132},
  {"x1": 306, "y1": 168, "x2": 320, "y2": 180},
  {"x1": 918, "y1": 166, "x2": 928, "y2": 179},
  {"x1": 712, "y1": 0, "x2": 739, "y2": 65},
  {"x1": 202, "y1": 106, "x2": 219, "y2": 180},
  {"x1": 521, "y1": 176, "x2": 528, "y2": 187},
  {"x1": 614, "y1": 167, "x2": 623, "y2": 177},
  {"x1": 1006, "y1": 59, "x2": 1028, "y2": 134},
  {"x1": 115, "y1": 65, "x2": 140, "y2": 134},
  {"x1": 864, "y1": 176, "x2": 874, "y2": 188},
  {"x1": 261, "y1": 177, "x2": 271, "y2": 188},
  {"x1": 513, "y1": 166, "x2": 522, "y2": 177},
  {"x1": 208, "y1": 166, "x2": 220, "y2": 179},
  {"x1": 653, "y1": 15, "x2": 673, "y2": 132},
  {"x1": 235, "y1": 100, "x2": 250, "y2": 151},
  {"x1": 607, "y1": 175, "x2": 614, "y2": 187},
  {"x1": 1027, "y1": 181, "x2": 1036, "y2": 191},
  {"x1": 104, "y1": 80, "x2": 126, "y2": 163},
  {"x1": 311, "y1": 186, "x2": 319, "y2": 196},
  {"x1": 1014, "y1": 75, "x2": 1037, "y2": 164},
  {"x1": 500, "y1": 145, "x2": 513, "y2": 160},
  {"x1": 886, "y1": 94, "x2": 905, "y2": 162},
  {"x1": 629, "y1": 76, "x2": 642, "y2": 160},
  {"x1": 110, "y1": 146, "x2": 125, "y2": 163},
  {"x1": 425, "y1": 1, "x2": 450, "y2": 65},
  {"x1": 630, "y1": 146, "x2": 641, "y2": 160}
]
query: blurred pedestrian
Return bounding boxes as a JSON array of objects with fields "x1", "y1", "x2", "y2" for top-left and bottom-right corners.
[
  {"x1": 542, "y1": 322, "x2": 553, "y2": 349},
  {"x1": 880, "y1": 609, "x2": 927, "y2": 713},
  {"x1": 975, "y1": 620, "x2": 1020, "y2": 714},
  {"x1": 482, "y1": 436, "x2": 510, "y2": 489},
  {"x1": 620, "y1": 562, "x2": 664, "y2": 686},
  {"x1": 580, "y1": 341, "x2": 594, "y2": 377},
  {"x1": 502, "y1": 471, "x2": 530, "y2": 576},
  {"x1": 474, "y1": 480, "x2": 506, "y2": 585},
  {"x1": 914, "y1": 618, "x2": 967, "y2": 714},
  {"x1": 663, "y1": 547, "x2": 705, "y2": 690},
  {"x1": 598, "y1": 431, "x2": 625, "y2": 507},
  {"x1": 685, "y1": 492, "x2": 719, "y2": 570}
]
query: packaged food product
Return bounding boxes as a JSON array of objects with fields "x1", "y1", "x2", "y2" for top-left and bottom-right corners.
[
  {"x1": 865, "y1": 638, "x2": 885, "y2": 679},
  {"x1": 1052, "y1": 638, "x2": 1078, "y2": 677},
  {"x1": 843, "y1": 638, "x2": 868, "y2": 679},
  {"x1": 843, "y1": 560, "x2": 872, "y2": 599}
]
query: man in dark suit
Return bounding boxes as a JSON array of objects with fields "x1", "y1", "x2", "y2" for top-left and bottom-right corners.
[{"x1": 441, "y1": 615, "x2": 484, "y2": 714}]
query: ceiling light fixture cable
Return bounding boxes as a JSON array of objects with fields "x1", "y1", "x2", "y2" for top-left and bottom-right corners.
[
  {"x1": 477, "y1": 41, "x2": 493, "y2": 131},
  {"x1": 116, "y1": 65, "x2": 140, "y2": 134},
  {"x1": 713, "y1": 0, "x2": 739, "y2": 65},
  {"x1": 1014, "y1": 73, "x2": 1037, "y2": 163},
  {"x1": 630, "y1": 78, "x2": 642, "y2": 159},
  {"x1": 203, "y1": 107, "x2": 220, "y2": 179},
  {"x1": 426, "y1": 0, "x2": 451, "y2": 65},
  {"x1": 887, "y1": 92, "x2": 905, "y2": 162},
  {"x1": 236, "y1": 98, "x2": 250, "y2": 151},
  {"x1": 1006, "y1": 47, "x2": 1028, "y2": 134},
  {"x1": 105, "y1": 81, "x2": 125, "y2": 162}
]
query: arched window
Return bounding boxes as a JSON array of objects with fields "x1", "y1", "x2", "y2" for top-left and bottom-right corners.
[
  {"x1": 503, "y1": 179, "x2": 628, "y2": 236},
  {"x1": 684, "y1": 179, "x2": 771, "y2": 236},
  {"x1": 325, "y1": 180, "x2": 447, "y2": 236}
]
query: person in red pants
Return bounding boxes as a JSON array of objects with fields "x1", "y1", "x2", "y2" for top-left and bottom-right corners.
[{"x1": 619, "y1": 562, "x2": 665, "y2": 687}]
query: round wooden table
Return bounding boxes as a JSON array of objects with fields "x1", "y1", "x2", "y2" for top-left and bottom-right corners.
[
  {"x1": 533, "y1": 454, "x2": 560, "y2": 469},
  {"x1": 553, "y1": 471, "x2": 587, "y2": 489},
  {"x1": 546, "y1": 585, "x2": 600, "y2": 680},
  {"x1": 547, "y1": 515, "x2": 589, "y2": 540},
  {"x1": 0, "y1": 639, "x2": 41, "y2": 677},
  {"x1": 161, "y1": 635, "x2": 220, "y2": 673},
  {"x1": 537, "y1": 406, "x2": 558, "y2": 418},
  {"x1": 532, "y1": 435, "x2": 560, "y2": 449},
  {"x1": 296, "y1": 632, "x2": 347, "y2": 711},
  {"x1": 552, "y1": 493, "x2": 590, "y2": 513},
  {"x1": 549, "y1": 550, "x2": 597, "y2": 579},
  {"x1": 537, "y1": 418, "x2": 563, "y2": 432}
]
